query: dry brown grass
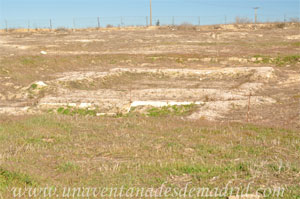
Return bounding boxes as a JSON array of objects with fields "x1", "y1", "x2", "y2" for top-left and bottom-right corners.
[
  {"x1": 0, "y1": 23, "x2": 300, "y2": 198},
  {"x1": 0, "y1": 114, "x2": 299, "y2": 198}
]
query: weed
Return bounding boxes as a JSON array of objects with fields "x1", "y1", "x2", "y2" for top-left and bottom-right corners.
[
  {"x1": 235, "y1": 16, "x2": 252, "y2": 24},
  {"x1": 30, "y1": 83, "x2": 38, "y2": 89},
  {"x1": 56, "y1": 107, "x2": 97, "y2": 116},
  {"x1": 177, "y1": 23, "x2": 196, "y2": 31},
  {"x1": 0, "y1": 167, "x2": 36, "y2": 190},
  {"x1": 275, "y1": 23, "x2": 285, "y2": 29},
  {"x1": 57, "y1": 162, "x2": 79, "y2": 172},
  {"x1": 21, "y1": 58, "x2": 35, "y2": 65},
  {"x1": 147, "y1": 104, "x2": 195, "y2": 117},
  {"x1": 252, "y1": 55, "x2": 300, "y2": 66}
]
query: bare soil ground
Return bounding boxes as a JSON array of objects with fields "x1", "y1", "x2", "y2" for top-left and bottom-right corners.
[
  {"x1": 0, "y1": 23, "x2": 299, "y2": 198},
  {"x1": 0, "y1": 23, "x2": 299, "y2": 127}
]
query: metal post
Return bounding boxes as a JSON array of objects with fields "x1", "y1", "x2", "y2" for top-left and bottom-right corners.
[
  {"x1": 150, "y1": 0, "x2": 152, "y2": 26},
  {"x1": 50, "y1": 19, "x2": 52, "y2": 30},
  {"x1": 284, "y1": 14, "x2": 286, "y2": 23},
  {"x1": 198, "y1": 17, "x2": 201, "y2": 26},
  {"x1": 97, "y1": 17, "x2": 100, "y2": 28},
  {"x1": 224, "y1": 15, "x2": 227, "y2": 24},
  {"x1": 121, "y1": 17, "x2": 123, "y2": 27},
  {"x1": 146, "y1": 16, "x2": 148, "y2": 27},
  {"x1": 28, "y1": 20, "x2": 30, "y2": 32},
  {"x1": 172, "y1": 16, "x2": 175, "y2": 26},
  {"x1": 253, "y1": 7, "x2": 259, "y2": 24},
  {"x1": 5, "y1": 20, "x2": 8, "y2": 32},
  {"x1": 73, "y1": 18, "x2": 76, "y2": 30}
]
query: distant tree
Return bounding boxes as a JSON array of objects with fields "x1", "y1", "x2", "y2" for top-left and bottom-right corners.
[{"x1": 156, "y1": 20, "x2": 160, "y2": 26}]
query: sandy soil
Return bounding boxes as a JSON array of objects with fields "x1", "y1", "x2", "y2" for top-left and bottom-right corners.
[{"x1": 0, "y1": 23, "x2": 299, "y2": 129}]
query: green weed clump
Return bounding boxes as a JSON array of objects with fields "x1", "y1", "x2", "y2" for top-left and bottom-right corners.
[
  {"x1": 56, "y1": 107, "x2": 97, "y2": 116},
  {"x1": 147, "y1": 104, "x2": 195, "y2": 117},
  {"x1": 57, "y1": 162, "x2": 80, "y2": 173},
  {"x1": 253, "y1": 55, "x2": 300, "y2": 66},
  {"x1": 0, "y1": 167, "x2": 36, "y2": 190}
]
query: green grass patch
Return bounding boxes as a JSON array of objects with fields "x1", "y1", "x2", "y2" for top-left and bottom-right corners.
[
  {"x1": 56, "y1": 107, "x2": 97, "y2": 116},
  {"x1": 30, "y1": 83, "x2": 38, "y2": 90},
  {"x1": 57, "y1": 162, "x2": 80, "y2": 173},
  {"x1": 252, "y1": 55, "x2": 300, "y2": 66},
  {"x1": 147, "y1": 104, "x2": 196, "y2": 117},
  {"x1": 0, "y1": 167, "x2": 37, "y2": 190}
]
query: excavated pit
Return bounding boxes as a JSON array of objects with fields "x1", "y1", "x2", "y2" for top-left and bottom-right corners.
[{"x1": 0, "y1": 66, "x2": 279, "y2": 120}]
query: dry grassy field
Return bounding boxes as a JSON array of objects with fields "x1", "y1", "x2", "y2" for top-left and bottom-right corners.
[{"x1": 0, "y1": 23, "x2": 299, "y2": 198}]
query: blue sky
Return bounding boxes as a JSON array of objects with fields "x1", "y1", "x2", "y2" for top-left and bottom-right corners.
[{"x1": 0, "y1": 0, "x2": 299, "y2": 28}]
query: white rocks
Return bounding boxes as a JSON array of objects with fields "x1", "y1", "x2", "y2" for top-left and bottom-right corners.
[
  {"x1": 201, "y1": 58, "x2": 212, "y2": 62},
  {"x1": 228, "y1": 57, "x2": 248, "y2": 63},
  {"x1": 228, "y1": 57, "x2": 240, "y2": 61},
  {"x1": 68, "y1": 103, "x2": 77, "y2": 107},
  {"x1": 130, "y1": 101, "x2": 204, "y2": 109},
  {"x1": 35, "y1": 81, "x2": 47, "y2": 88},
  {"x1": 286, "y1": 35, "x2": 300, "y2": 40},
  {"x1": 239, "y1": 58, "x2": 248, "y2": 63},
  {"x1": 79, "y1": 103, "x2": 92, "y2": 108},
  {"x1": 40, "y1": 51, "x2": 47, "y2": 55},
  {"x1": 187, "y1": 58, "x2": 200, "y2": 61}
]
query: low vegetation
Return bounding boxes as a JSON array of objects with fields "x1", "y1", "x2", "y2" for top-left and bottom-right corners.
[
  {"x1": 55, "y1": 107, "x2": 97, "y2": 116},
  {"x1": 0, "y1": 23, "x2": 299, "y2": 199},
  {"x1": 253, "y1": 55, "x2": 300, "y2": 66},
  {"x1": 0, "y1": 115, "x2": 299, "y2": 198},
  {"x1": 147, "y1": 104, "x2": 196, "y2": 117},
  {"x1": 235, "y1": 16, "x2": 252, "y2": 24}
]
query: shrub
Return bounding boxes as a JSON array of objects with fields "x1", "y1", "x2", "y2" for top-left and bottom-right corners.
[
  {"x1": 156, "y1": 20, "x2": 160, "y2": 26},
  {"x1": 177, "y1": 22, "x2": 196, "y2": 31},
  {"x1": 235, "y1": 16, "x2": 252, "y2": 24},
  {"x1": 55, "y1": 27, "x2": 69, "y2": 33},
  {"x1": 275, "y1": 23, "x2": 285, "y2": 29},
  {"x1": 289, "y1": 17, "x2": 300, "y2": 23}
]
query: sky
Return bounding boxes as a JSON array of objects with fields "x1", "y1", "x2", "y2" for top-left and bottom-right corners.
[{"x1": 0, "y1": 0, "x2": 299, "y2": 28}]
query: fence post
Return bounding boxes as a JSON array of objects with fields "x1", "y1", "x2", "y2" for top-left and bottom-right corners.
[
  {"x1": 198, "y1": 17, "x2": 201, "y2": 26},
  {"x1": 284, "y1": 14, "x2": 286, "y2": 23},
  {"x1": 49, "y1": 19, "x2": 52, "y2": 30},
  {"x1": 246, "y1": 93, "x2": 252, "y2": 122},
  {"x1": 5, "y1": 20, "x2": 8, "y2": 32},
  {"x1": 224, "y1": 15, "x2": 227, "y2": 24},
  {"x1": 172, "y1": 16, "x2": 175, "y2": 26},
  {"x1": 97, "y1": 17, "x2": 100, "y2": 28},
  {"x1": 146, "y1": 16, "x2": 148, "y2": 27},
  {"x1": 120, "y1": 17, "x2": 123, "y2": 27},
  {"x1": 73, "y1": 18, "x2": 76, "y2": 30},
  {"x1": 28, "y1": 20, "x2": 30, "y2": 32}
]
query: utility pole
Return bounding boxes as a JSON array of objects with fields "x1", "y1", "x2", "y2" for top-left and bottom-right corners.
[
  {"x1": 150, "y1": 0, "x2": 152, "y2": 26},
  {"x1": 253, "y1": 7, "x2": 259, "y2": 23}
]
